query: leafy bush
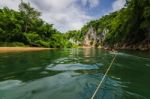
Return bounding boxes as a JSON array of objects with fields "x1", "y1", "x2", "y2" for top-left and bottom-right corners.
[
  {"x1": 0, "y1": 42, "x2": 25, "y2": 47},
  {"x1": 35, "y1": 40, "x2": 50, "y2": 47},
  {"x1": 24, "y1": 32, "x2": 40, "y2": 44}
]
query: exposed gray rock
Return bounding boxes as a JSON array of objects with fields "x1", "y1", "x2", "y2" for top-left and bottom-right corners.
[{"x1": 83, "y1": 26, "x2": 108, "y2": 47}]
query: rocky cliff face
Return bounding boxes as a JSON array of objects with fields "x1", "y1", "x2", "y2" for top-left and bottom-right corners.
[
  {"x1": 83, "y1": 26, "x2": 96, "y2": 47},
  {"x1": 83, "y1": 26, "x2": 108, "y2": 47},
  {"x1": 82, "y1": 26, "x2": 150, "y2": 50}
]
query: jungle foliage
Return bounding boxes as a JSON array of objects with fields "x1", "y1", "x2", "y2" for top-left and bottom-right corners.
[
  {"x1": 81, "y1": 0, "x2": 150, "y2": 47},
  {"x1": 0, "y1": 1, "x2": 72, "y2": 48},
  {"x1": 0, "y1": 0, "x2": 150, "y2": 48}
]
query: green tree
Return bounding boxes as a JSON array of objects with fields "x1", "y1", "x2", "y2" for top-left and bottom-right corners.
[{"x1": 19, "y1": 0, "x2": 41, "y2": 32}]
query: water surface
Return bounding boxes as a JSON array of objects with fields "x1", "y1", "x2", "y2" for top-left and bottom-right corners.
[{"x1": 0, "y1": 48, "x2": 150, "y2": 99}]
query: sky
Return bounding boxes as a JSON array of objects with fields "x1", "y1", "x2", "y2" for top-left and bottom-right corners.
[{"x1": 0, "y1": 0, "x2": 126, "y2": 32}]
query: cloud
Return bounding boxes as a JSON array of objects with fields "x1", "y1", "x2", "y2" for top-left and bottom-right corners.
[
  {"x1": 81, "y1": 0, "x2": 100, "y2": 8},
  {"x1": 112, "y1": 0, "x2": 126, "y2": 11},
  {"x1": 0, "y1": 0, "x2": 20, "y2": 10},
  {"x1": 0, "y1": 0, "x2": 100, "y2": 32},
  {"x1": 29, "y1": 0, "x2": 96, "y2": 32},
  {"x1": 0, "y1": 0, "x2": 126, "y2": 32}
]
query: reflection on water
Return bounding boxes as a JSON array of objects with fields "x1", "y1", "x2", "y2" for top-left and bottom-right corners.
[
  {"x1": 0, "y1": 72, "x2": 123, "y2": 99},
  {"x1": 46, "y1": 63, "x2": 100, "y2": 71},
  {"x1": 0, "y1": 48, "x2": 150, "y2": 99},
  {"x1": 0, "y1": 80, "x2": 23, "y2": 90}
]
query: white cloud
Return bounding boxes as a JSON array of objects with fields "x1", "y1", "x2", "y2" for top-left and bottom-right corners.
[
  {"x1": 0, "y1": 0, "x2": 20, "y2": 10},
  {"x1": 0, "y1": 0, "x2": 100, "y2": 32},
  {"x1": 112, "y1": 0, "x2": 126, "y2": 11},
  {"x1": 81, "y1": 0, "x2": 99, "y2": 8},
  {"x1": 29, "y1": 0, "x2": 95, "y2": 32},
  {"x1": 89, "y1": 0, "x2": 100, "y2": 8}
]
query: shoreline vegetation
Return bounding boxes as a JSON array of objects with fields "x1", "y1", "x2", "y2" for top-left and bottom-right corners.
[
  {"x1": 104, "y1": 44, "x2": 150, "y2": 51},
  {"x1": 0, "y1": 45, "x2": 149, "y2": 54},
  {"x1": 0, "y1": 47, "x2": 51, "y2": 53},
  {"x1": 0, "y1": 0, "x2": 149, "y2": 51}
]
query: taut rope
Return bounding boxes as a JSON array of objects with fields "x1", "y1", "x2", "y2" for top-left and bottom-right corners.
[{"x1": 91, "y1": 53, "x2": 117, "y2": 99}]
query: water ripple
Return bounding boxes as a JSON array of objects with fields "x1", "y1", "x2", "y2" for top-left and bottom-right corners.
[{"x1": 46, "y1": 63, "x2": 102, "y2": 71}]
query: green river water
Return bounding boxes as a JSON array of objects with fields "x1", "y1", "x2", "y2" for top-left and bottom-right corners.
[{"x1": 0, "y1": 48, "x2": 150, "y2": 99}]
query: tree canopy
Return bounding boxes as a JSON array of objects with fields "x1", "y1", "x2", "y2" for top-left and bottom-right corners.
[
  {"x1": 80, "y1": 0, "x2": 150, "y2": 49},
  {"x1": 0, "y1": 1, "x2": 73, "y2": 48},
  {"x1": 0, "y1": 0, "x2": 149, "y2": 49}
]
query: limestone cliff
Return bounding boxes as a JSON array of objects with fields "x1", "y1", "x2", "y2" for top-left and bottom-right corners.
[{"x1": 83, "y1": 26, "x2": 108, "y2": 47}]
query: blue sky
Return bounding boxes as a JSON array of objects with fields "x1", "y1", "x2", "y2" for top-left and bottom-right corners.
[
  {"x1": 0, "y1": 0, "x2": 126, "y2": 32},
  {"x1": 80, "y1": 0, "x2": 114, "y2": 18}
]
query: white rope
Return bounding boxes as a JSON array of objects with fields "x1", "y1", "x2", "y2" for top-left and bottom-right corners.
[{"x1": 91, "y1": 53, "x2": 117, "y2": 99}]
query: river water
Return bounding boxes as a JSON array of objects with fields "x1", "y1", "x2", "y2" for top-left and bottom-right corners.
[{"x1": 0, "y1": 48, "x2": 150, "y2": 99}]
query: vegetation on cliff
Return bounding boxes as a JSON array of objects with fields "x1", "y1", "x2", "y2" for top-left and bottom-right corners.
[
  {"x1": 80, "y1": 0, "x2": 150, "y2": 50},
  {"x1": 0, "y1": 0, "x2": 149, "y2": 50}
]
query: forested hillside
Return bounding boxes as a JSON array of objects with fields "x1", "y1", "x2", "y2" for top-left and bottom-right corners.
[
  {"x1": 0, "y1": 0, "x2": 150, "y2": 50},
  {"x1": 0, "y1": 1, "x2": 72, "y2": 48},
  {"x1": 80, "y1": 0, "x2": 150, "y2": 50}
]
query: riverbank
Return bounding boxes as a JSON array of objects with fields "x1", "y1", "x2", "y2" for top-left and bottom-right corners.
[
  {"x1": 0, "y1": 47, "x2": 51, "y2": 53},
  {"x1": 81, "y1": 43, "x2": 150, "y2": 51},
  {"x1": 104, "y1": 43, "x2": 150, "y2": 51}
]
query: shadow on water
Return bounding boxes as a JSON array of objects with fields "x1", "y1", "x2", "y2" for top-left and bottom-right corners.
[{"x1": 0, "y1": 48, "x2": 149, "y2": 99}]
